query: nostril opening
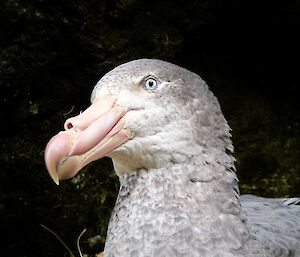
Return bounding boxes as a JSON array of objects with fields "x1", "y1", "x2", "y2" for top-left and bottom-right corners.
[
  {"x1": 67, "y1": 123, "x2": 73, "y2": 129},
  {"x1": 64, "y1": 121, "x2": 73, "y2": 130}
]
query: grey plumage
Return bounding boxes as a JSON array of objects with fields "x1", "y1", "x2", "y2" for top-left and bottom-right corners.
[{"x1": 91, "y1": 59, "x2": 300, "y2": 257}]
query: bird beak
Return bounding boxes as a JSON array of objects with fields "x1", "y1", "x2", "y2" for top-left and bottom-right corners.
[{"x1": 44, "y1": 96, "x2": 131, "y2": 185}]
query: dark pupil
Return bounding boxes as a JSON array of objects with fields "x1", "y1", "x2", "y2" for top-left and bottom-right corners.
[{"x1": 148, "y1": 81, "x2": 154, "y2": 87}]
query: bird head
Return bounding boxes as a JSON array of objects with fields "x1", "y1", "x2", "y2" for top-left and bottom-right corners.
[{"x1": 44, "y1": 59, "x2": 230, "y2": 184}]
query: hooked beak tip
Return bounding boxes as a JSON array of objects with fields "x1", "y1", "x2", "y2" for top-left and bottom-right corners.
[
  {"x1": 53, "y1": 176, "x2": 60, "y2": 186},
  {"x1": 47, "y1": 167, "x2": 60, "y2": 185}
]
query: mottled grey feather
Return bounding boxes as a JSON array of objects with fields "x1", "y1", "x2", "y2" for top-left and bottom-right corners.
[{"x1": 91, "y1": 59, "x2": 300, "y2": 257}]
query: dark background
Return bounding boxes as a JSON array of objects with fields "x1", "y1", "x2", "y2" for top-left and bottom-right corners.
[{"x1": 1, "y1": 0, "x2": 299, "y2": 256}]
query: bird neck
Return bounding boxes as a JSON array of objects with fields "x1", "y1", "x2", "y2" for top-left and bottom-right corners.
[{"x1": 104, "y1": 158, "x2": 250, "y2": 256}]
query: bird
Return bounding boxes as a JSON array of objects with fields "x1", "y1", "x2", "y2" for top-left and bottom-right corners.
[{"x1": 44, "y1": 59, "x2": 300, "y2": 257}]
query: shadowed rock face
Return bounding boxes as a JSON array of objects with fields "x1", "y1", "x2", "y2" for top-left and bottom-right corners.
[{"x1": 45, "y1": 59, "x2": 300, "y2": 257}]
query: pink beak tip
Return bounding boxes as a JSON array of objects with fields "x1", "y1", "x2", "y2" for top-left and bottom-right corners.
[
  {"x1": 47, "y1": 167, "x2": 60, "y2": 185},
  {"x1": 53, "y1": 178, "x2": 60, "y2": 186}
]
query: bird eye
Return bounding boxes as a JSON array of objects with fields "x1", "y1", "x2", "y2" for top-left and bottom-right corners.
[{"x1": 144, "y1": 77, "x2": 159, "y2": 91}]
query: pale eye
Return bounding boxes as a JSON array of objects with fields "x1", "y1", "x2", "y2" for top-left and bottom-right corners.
[{"x1": 144, "y1": 77, "x2": 159, "y2": 91}]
